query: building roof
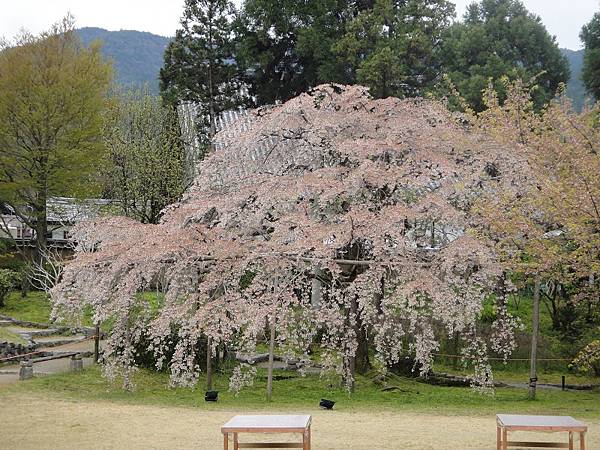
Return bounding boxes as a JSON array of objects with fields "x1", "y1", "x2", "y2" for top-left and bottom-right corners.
[{"x1": 2, "y1": 197, "x2": 113, "y2": 224}]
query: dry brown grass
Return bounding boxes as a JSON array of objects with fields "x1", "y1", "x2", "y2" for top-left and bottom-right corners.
[{"x1": 2, "y1": 393, "x2": 598, "y2": 449}]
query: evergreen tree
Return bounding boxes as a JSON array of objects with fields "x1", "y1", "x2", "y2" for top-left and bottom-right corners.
[
  {"x1": 160, "y1": 0, "x2": 242, "y2": 143},
  {"x1": 235, "y1": 0, "x2": 351, "y2": 105},
  {"x1": 442, "y1": 0, "x2": 569, "y2": 111},
  {"x1": 581, "y1": 12, "x2": 600, "y2": 101},
  {"x1": 334, "y1": 0, "x2": 455, "y2": 98}
]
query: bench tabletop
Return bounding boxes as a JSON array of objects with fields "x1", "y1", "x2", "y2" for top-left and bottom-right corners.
[
  {"x1": 222, "y1": 415, "x2": 311, "y2": 432},
  {"x1": 497, "y1": 414, "x2": 587, "y2": 431}
]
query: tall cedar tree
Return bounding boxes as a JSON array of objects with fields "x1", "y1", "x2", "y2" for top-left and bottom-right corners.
[
  {"x1": 581, "y1": 12, "x2": 600, "y2": 101},
  {"x1": 102, "y1": 90, "x2": 184, "y2": 224},
  {"x1": 334, "y1": 0, "x2": 455, "y2": 99},
  {"x1": 0, "y1": 17, "x2": 112, "y2": 263},
  {"x1": 441, "y1": 0, "x2": 569, "y2": 111},
  {"x1": 235, "y1": 0, "x2": 353, "y2": 105},
  {"x1": 160, "y1": 0, "x2": 241, "y2": 144}
]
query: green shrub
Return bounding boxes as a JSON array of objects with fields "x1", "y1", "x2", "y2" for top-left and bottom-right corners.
[
  {"x1": 571, "y1": 338, "x2": 600, "y2": 377},
  {"x1": 0, "y1": 269, "x2": 17, "y2": 307}
]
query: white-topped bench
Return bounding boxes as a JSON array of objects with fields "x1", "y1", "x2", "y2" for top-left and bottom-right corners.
[
  {"x1": 221, "y1": 414, "x2": 311, "y2": 450},
  {"x1": 496, "y1": 414, "x2": 587, "y2": 450}
]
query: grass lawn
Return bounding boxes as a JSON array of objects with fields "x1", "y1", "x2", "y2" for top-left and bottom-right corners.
[
  {"x1": 0, "y1": 327, "x2": 27, "y2": 344},
  {"x1": 0, "y1": 291, "x2": 52, "y2": 324},
  {"x1": 2, "y1": 364, "x2": 599, "y2": 419},
  {"x1": 1, "y1": 365, "x2": 599, "y2": 449},
  {"x1": 0, "y1": 291, "x2": 104, "y2": 329}
]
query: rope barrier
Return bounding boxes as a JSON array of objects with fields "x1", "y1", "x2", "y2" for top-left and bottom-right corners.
[
  {"x1": 1, "y1": 337, "x2": 572, "y2": 364},
  {"x1": 432, "y1": 352, "x2": 571, "y2": 362}
]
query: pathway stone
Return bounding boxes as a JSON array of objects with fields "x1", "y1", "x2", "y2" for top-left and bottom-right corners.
[{"x1": 31, "y1": 335, "x2": 87, "y2": 348}]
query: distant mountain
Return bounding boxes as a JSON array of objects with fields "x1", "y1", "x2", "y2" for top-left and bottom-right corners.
[
  {"x1": 561, "y1": 48, "x2": 591, "y2": 111},
  {"x1": 77, "y1": 27, "x2": 170, "y2": 95}
]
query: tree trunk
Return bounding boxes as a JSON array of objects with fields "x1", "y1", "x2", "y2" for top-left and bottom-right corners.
[
  {"x1": 529, "y1": 276, "x2": 541, "y2": 400},
  {"x1": 207, "y1": 17, "x2": 217, "y2": 155},
  {"x1": 20, "y1": 273, "x2": 30, "y2": 298},
  {"x1": 206, "y1": 336, "x2": 213, "y2": 391},
  {"x1": 345, "y1": 294, "x2": 372, "y2": 392},
  {"x1": 33, "y1": 189, "x2": 48, "y2": 270},
  {"x1": 266, "y1": 320, "x2": 275, "y2": 401}
]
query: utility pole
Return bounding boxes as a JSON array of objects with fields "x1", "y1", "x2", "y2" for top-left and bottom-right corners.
[{"x1": 528, "y1": 276, "x2": 541, "y2": 400}]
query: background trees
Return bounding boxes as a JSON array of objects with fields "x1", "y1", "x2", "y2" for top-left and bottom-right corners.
[
  {"x1": 102, "y1": 89, "x2": 185, "y2": 224},
  {"x1": 235, "y1": 0, "x2": 455, "y2": 103},
  {"x1": 162, "y1": 0, "x2": 572, "y2": 112},
  {"x1": 0, "y1": 16, "x2": 112, "y2": 263},
  {"x1": 475, "y1": 79, "x2": 600, "y2": 349},
  {"x1": 581, "y1": 12, "x2": 600, "y2": 102},
  {"x1": 160, "y1": 0, "x2": 244, "y2": 160},
  {"x1": 441, "y1": 0, "x2": 569, "y2": 111},
  {"x1": 234, "y1": 0, "x2": 350, "y2": 104},
  {"x1": 334, "y1": 0, "x2": 455, "y2": 99}
]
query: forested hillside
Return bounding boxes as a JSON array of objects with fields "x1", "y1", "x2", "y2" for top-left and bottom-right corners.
[
  {"x1": 561, "y1": 48, "x2": 589, "y2": 111},
  {"x1": 77, "y1": 27, "x2": 170, "y2": 95}
]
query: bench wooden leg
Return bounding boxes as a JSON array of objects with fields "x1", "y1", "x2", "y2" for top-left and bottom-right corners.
[
  {"x1": 497, "y1": 426, "x2": 501, "y2": 450},
  {"x1": 580, "y1": 432, "x2": 586, "y2": 450},
  {"x1": 569, "y1": 431, "x2": 574, "y2": 450},
  {"x1": 223, "y1": 433, "x2": 228, "y2": 450},
  {"x1": 233, "y1": 432, "x2": 239, "y2": 450},
  {"x1": 502, "y1": 429, "x2": 508, "y2": 450},
  {"x1": 303, "y1": 425, "x2": 311, "y2": 450}
]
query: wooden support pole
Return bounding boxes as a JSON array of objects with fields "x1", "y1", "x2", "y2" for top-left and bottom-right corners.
[
  {"x1": 94, "y1": 324, "x2": 100, "y2": 363},
  {"x1": 266, "y1": 320, "x2": 275, "y2": 402},
  {"x1": 529, "y1": 276, "x2": 541, "y2": 400},
  {"x1": 206, "y1": 335, "x2": 213, "y2": 391},
  {"x1": 310, "y1": 266, "x2": 322, "y2": 309}
]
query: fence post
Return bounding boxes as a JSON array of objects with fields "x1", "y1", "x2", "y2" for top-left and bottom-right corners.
[{"x1": 19, "y1": 360, "x2": 33, "y2": 380}]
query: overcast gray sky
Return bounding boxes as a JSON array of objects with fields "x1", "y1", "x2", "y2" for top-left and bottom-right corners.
[{"x1": 1, "y1": 0, "x2": 598, "y2": 49}]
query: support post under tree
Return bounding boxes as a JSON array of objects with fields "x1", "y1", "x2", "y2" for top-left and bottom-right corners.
[
  {"x1": 206, "y1": 336, "x2": 213, "y2": 391},
  {"x1": 266, "y1": 319, "x2": 275, "y2": 402},
  {"x1": 94, "y1": 324, "x2": 100, "y2": 363},
  {"x1": 529, "y1": 276, "x2": 541, "y2": 400}
]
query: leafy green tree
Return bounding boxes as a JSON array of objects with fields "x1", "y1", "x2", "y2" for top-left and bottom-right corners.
[
  {"x1": 581, "y1": 12, "x2": 600, "y2": 101},
  {"x1": 335, "y1": 0, "x2": 455, "y2": 98},
  {"x1": 102, "y1": 89, "x2": 184, "y2": 224},
  {"x1": 0, "y1": 16, "x2": 112, "y2": 263},
  {"x1": 160, "y1": 0, "x2": 242, "y2": 146},
  {"x1": 442, "y1": 0, "x2": 569, "y2": 111}
]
